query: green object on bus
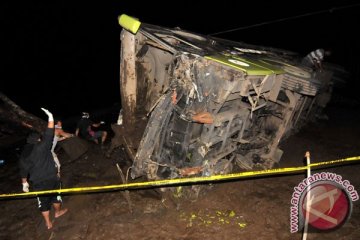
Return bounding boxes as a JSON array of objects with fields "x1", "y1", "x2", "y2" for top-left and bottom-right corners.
[
  {"x1": 206, "y1": 55, "x2": 284, "y2": 75},
  {"x1": 118, "y1": 14, "x2": 141, "y2": 34}
]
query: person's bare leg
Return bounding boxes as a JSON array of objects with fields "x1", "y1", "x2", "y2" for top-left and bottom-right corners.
[
  {"x1": 53, "y1": 203, "x2": 68, "y2": 218},
  {"x1": 101, "y1": 131, "x2": 107, "y2": 144},
  {"x1": 41, "y1": 210, "x2": 53, "y2": 229}
]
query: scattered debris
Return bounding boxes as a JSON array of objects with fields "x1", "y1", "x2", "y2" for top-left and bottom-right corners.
[{"x1": 179, "y1": 209, "x2": 247, "y2": 229}]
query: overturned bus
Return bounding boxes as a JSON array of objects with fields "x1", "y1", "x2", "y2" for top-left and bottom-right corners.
[{"x1": 109, "y1": 14, "x2": 334, "y2": 180}]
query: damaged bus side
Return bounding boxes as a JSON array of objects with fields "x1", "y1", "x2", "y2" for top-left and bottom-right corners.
[{"x1": 109, "y1": 14, "x2": 333, "y2": 180}]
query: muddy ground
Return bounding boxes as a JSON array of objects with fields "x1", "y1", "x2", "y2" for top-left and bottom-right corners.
[{"x1": 1, "y1": 101, "x2": 360, "y2": 240}]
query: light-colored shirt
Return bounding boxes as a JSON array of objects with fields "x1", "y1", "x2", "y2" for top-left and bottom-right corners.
[
  {"x1": 305, "y1": 49, "x2": 324, "y2": 66},
  {"x1": 51, "y1": 135, "x2": 61, "y2": 169}
]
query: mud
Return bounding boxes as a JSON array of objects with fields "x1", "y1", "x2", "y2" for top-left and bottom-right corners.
[{"x1": 0, "y1": 103, "x2": 359, "y2": 240}]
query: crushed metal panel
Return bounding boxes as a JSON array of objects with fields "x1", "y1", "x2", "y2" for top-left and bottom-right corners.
[{"x1": 268, "y1": 75, "x2": 283, "y2": 102}]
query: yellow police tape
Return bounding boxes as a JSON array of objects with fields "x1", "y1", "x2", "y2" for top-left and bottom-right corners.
[{"x1": 1, "y1": 156, "x2": 360, "y2": 199}]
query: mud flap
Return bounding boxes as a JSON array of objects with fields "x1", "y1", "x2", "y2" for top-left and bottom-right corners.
[
  {"x1": 272, "y1": 148, "x2": 283, "y2": 163},
  {"x1": 131, "y1": 92, "x2": 173, "y2": 179}
]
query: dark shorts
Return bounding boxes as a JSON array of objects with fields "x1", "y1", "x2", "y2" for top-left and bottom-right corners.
[
  {"x1": 90, "y1": 131, "x2": 104, "y2": 140},
  {"x1": 32, "y1": 179, "x2": 62, "y2": 212}
]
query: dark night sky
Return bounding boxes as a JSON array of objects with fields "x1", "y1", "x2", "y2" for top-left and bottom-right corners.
[{"x1": 1, "y1": 1, "x2": 360, "y2": 120}]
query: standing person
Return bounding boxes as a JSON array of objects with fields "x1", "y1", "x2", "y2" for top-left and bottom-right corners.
[
  {"x1": 75, "y1": 112, "x2": 107, "y2": 147},
  {"x1": 301, "y1": 48, "x2": 331, "y2": 71},
  {"x1": 19, "y1": 108, "x2": 68, "y2": 230},
  {"x1": 52, "y1": 119, "x2": 74, "y2": 177}
]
